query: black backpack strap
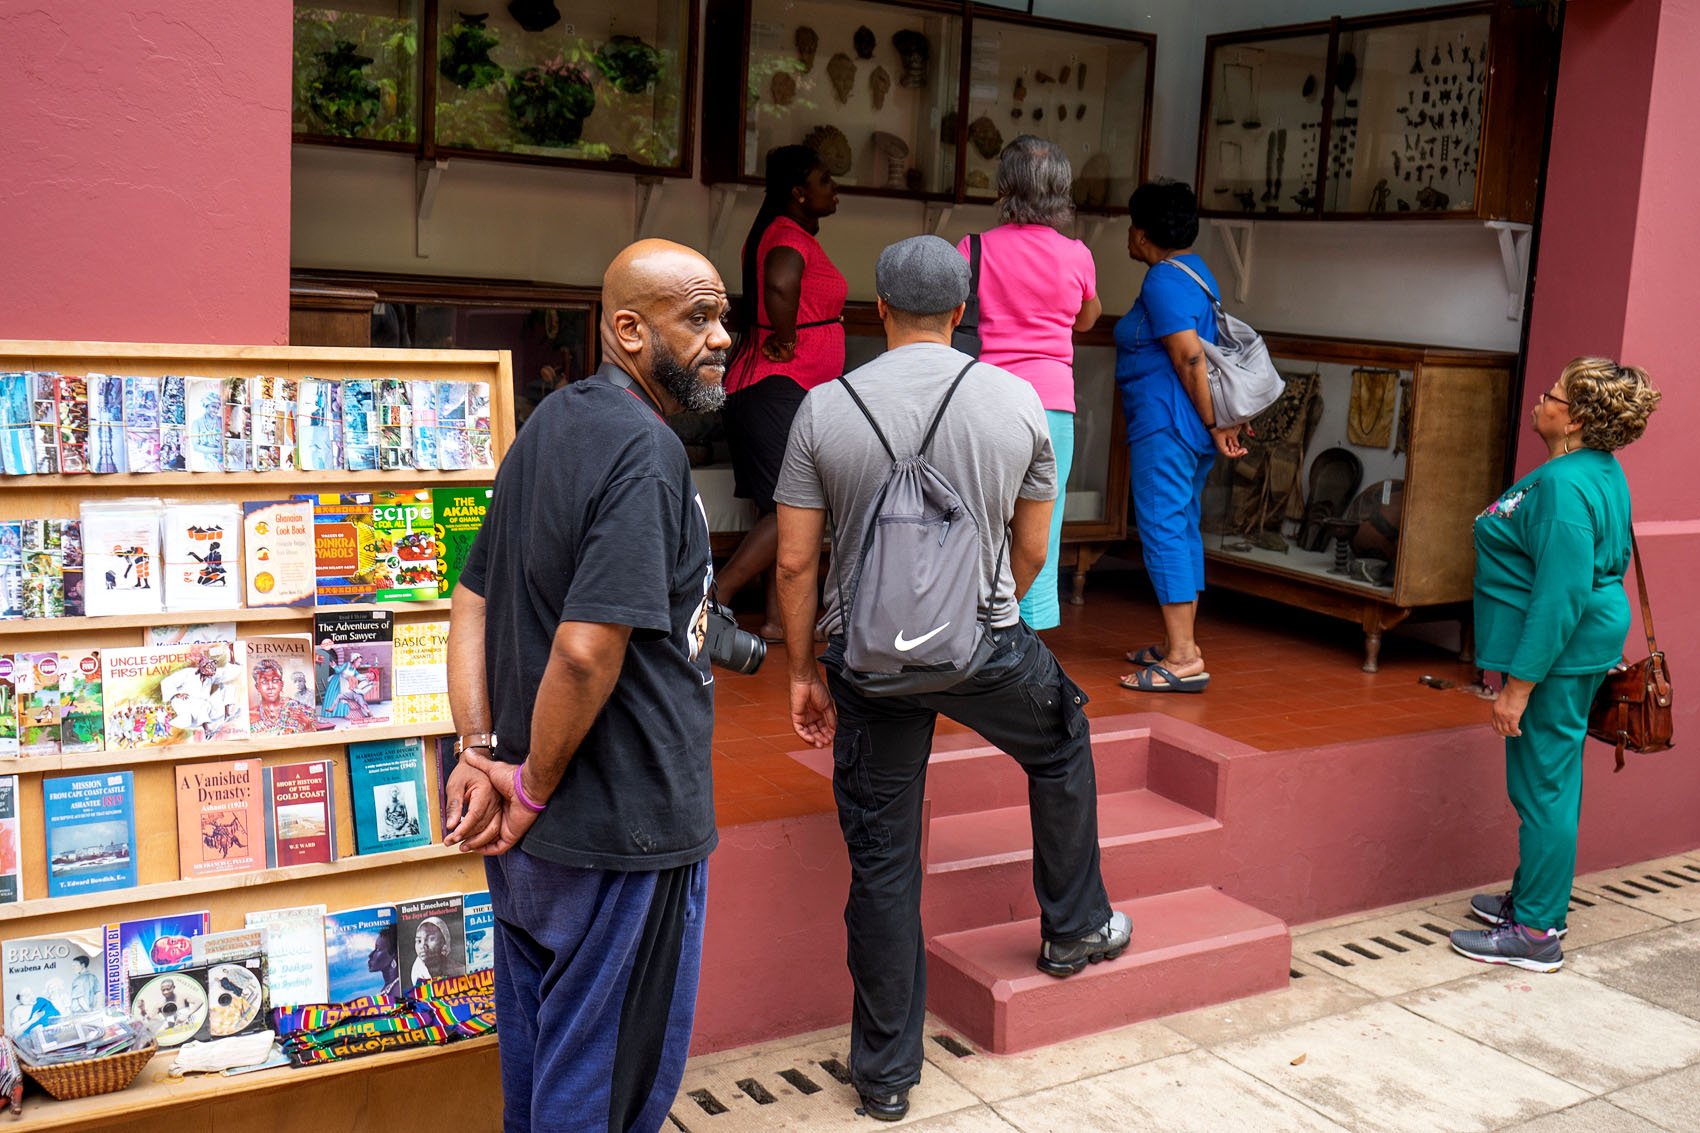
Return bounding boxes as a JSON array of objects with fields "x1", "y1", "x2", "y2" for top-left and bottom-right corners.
[
  {"x1": 968, "y1": 233, "x2": 982, "y2": 296},
  {"x1": 919, "y1": 359, "x2": 979, "y2": 457},
  {"x1": 838, "y1": 377, "x2": 896, "y2": 462}
]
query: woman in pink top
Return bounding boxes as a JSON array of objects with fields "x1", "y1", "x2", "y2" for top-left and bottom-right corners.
[
  {"x1": 958, "y1": 136, "x2": 1102, "y2": 629},
  {"x1": 720, "y1": 145, "x2": 846, "y2": 638}
]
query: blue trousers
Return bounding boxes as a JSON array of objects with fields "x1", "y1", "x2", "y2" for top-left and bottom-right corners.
[
  {"x1": 1128, "y1": 428, "x2": 1214, "y2": 606},
  {"x1": 1020, "y1": 409, "x2": 1075, "y2": 630},
  {"x1": 485, "y1": 848, "x2": 708, "y2": 1133}
]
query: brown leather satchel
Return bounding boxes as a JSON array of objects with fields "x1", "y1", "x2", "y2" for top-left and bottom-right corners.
[{"x1": 1587, "y1": 535, "x2": 1674, "y2": 771}]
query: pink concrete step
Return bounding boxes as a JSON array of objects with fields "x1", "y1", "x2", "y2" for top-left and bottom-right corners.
[
  {"x1": 927, "y1": 788, "x2": 1219, "y2": 873},
  {"x1": 919, "y1": 732, "x2": 1149, "y2": 817},
  {"x1": 926, "y1": 887, "x2": 1290, "y2": 1053}
]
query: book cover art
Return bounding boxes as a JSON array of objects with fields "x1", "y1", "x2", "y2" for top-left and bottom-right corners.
[
  {"x1": 372, "y1": 490, "x2": 437, "y2": 602},
  {"x1": 314, "y1": 610, "x2": 392, "y2": 728},
  {"x1": 296, "y1": 378, "x2": 343, "y2": 471},
  {"x1": 436, "y1": 382, "x2": 470, "y2": 470},
  {"x1": 87, "y1": 373, "x2": 127, "y2": 474},
  {"x1": 159, "y1": 375, "x2": 188, "y2": 472},
  {"x1": 80, "y1": 499, "x2": 162, "y2": 618},
  {"x1": 164, "y1": 942, "x2": 269, "y2": 1039},
  {"x1": 468, "y1": 382, "x2": 493, "y2": 467},
  {"x1": 432, "y1": 487, "x2": 492, "y2": 596},
  {"x1": 462, "y1": 890, "x2": 493, "y2": 973},
  {"x1": 145, "y1": 622, "x2": 238, "y2": 646},
  {"x1": 2, "y1": 931, "x2": 103, "y2": 1036},
  {"x1": 244, "y1": 905, "x2": 328, "y2": 1008},
  {"x1": 0, "y1": 373, "x2": 34, "y2": 475},
  {"x1": 249, "y1": 375, "x2": 298, "y2": 473},
  {"x1": 101, "y1": 911, "x2": 208, "y2": 1010},
  {"x1": 30, "y1": 372, "x2": 60, "y2": 474},
  {"x1": 55, "y1": 373, "x2": 89, "y2": 474},
  {"x1": 183, "y1": 377, "x2": 224, "y2": 472},
  {"x1": 0, "y1": 777, "x2": 21, "y2": 903},
  {"x1": 190, "y1": 926, "x2": 266, "y2": 966},
  {"x1": 376, "y1": 379, "x2": 414, "y2": 471},
  {"x1": 397, "y1": 894, "x2": 466, "y2": 992},
  {"x1": 347, "y1": 736, "x2": 430, "y2": 853},
  {"x1": 241, "y1": 499, "x2": 314, "y2": 609},
  {"x1": 393, "y1": 620, "x2": 449, "y2": 726},
  {"x1": 127, "y1": 963, "x2": 213, "y2": 1046},
  {"x1": 174, "y1": 759, "x2": 264, "y2": 879},
  {"x1": 0, "y1": 524, "x2": 21, "y2": 620},
  {"x1": 243, "y1": 635, "x2": 317, "y2": 736},
  {"x1": 433, "y1": 735, "x2": 457, "y2": 824},
  {"x1": 221, "y1": 376, "x2": 250, "y2": 472},
  {"x1": 123, "y1": 375, "x2": 162, "y2": 473},
  {"x1": 409, "y1": 380, "x2": 439, "y2": 471},
  {"x1": 342, "y1": 380, "x2": 378, "y2": 472},
  {"x1": 59, "y1": 518, "x2": 84, "y2": 617},
  {"x1": 19, "y1": 518, "x2": 62, "y2": 620},
  {"x1": 324, "y1": 904, "x2": 399, "y2": 1003},
  {"x1": 101, "y1": 642, "x2": 245, "y2": 749},
  {"x1": 304, "y1": 493, "x2": 378, "y2": 604},
  {"x1": 160, "y1": 500, "x2": 241, "y2": 613},
  {"x1": 263, "y1": 760, "x2": 337, "y2": 867},
  {"x1": 43, "y1": 772, "x2": 136, "y2": 898},
  {"x1": 0, "y1": 659, "x2": 17, "y2": 755},
  {"x1": 57, "y1": 648, "x2": 103, "y2": 754},
  {"x1": 15, "y1": 652, "x2": 61, "y2": 755}
]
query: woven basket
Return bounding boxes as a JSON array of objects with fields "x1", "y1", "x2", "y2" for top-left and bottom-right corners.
[{"x1": 20, "y1": 1042, "x2": 157, "y2": 1101}]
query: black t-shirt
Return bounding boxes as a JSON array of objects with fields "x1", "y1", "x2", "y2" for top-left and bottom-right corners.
[{"x1": 460, "y1": 363, "x2": 717, "y2": 871}]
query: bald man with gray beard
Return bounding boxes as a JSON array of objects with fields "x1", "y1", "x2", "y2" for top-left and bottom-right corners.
[{"x1": 443, "y1": 241, "x2": 732, "y2": 1133}]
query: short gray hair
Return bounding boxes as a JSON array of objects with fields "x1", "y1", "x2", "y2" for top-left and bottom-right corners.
[{"x1": 996, "y1": 135, "x2": 1075, "y2": 229}]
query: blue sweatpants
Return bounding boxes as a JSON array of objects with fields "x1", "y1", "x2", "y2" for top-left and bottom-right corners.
[
  {"x1": 485, "y1": 848, "x2": 708, "y2": 1133},
  {"x1": 1020, "y1": 409, "x2": 1075, "y2": 631},
  {"x1": 1128, "y1": 428, "x2": 1215, "y2": 606}
]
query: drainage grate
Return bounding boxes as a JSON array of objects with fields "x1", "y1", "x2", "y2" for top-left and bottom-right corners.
[
  {"x1": 777, "y1": 1069, "x2": 821, "y2": 1096},
  {"x1": 1570, "y1": 892, "x2": 1594, "y2": 909},
  {"x1": 1602, "y1": 865, "x2": 1700, "y2": 902},
  {"x1": 931, "y1": 1033, "x2": 975, "y2": 1058},
  {"x1": 1397, "y1": 929, "x2": 1434, "y2": 946},
  {"x1": 668, "y1": 1115, "x2": 692, "y2": 1132},
  {"x1": 735, "y1": 1079, "x2": 776, "y2": 1105},
  {"x1": 1289, "y1": 968, "x2": 1306, "y2": 980},
  {"x1": 1311, "y1": 920, "x2": 1458, "y2": 967},
  {"x1": 688, "y1": 1089, "x2": 729, "y2": 1116},
  {"x1": 817, "y1": 1058, "x2": 853, "y2": 1085}
]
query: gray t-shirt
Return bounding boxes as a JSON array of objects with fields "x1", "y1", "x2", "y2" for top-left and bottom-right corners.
[{"x1": 774, "y1": 341, "x2": 1056, "y2": 635}]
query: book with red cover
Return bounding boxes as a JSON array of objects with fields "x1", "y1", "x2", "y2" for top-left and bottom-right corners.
[
  {"x1": 263, "y1": 760, "x2": 338, "y2": 868},
  {"x1": 173, "y1": 759, "x2": 264, "y2": 880}
]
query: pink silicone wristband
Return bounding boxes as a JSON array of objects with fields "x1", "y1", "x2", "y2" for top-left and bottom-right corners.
[{"x1": 513, "y1": 763, "x2": 547, "y2": 813}]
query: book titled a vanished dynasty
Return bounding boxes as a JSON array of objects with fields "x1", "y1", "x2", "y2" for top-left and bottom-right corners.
[
  {"x1": 43, "y1": 772, "x2": 136, "y2": 898},
  {"x1": 313, "y1": 610, "x2": 392, "y2": 728},
  {"x1": 348, "y1": 736, "x2": 430, "y2": 854},
  {"x1": 263, "y1": 760, "x2": 338, "y2": 868},
  {"x1": 174, "y1": 760, "x2": 265, "y2": 880}
]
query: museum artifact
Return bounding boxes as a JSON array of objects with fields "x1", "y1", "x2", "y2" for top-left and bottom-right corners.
[
  {"x1": 1347, "y1": 368, "x2": 1398, "y2": 448},
  {"x1": 828, "y1": 52, "x2": 856, "y2": 103},
  {"x1": 794, "y1": 25, "x2": 818, "y2": 72},
  {"x1": 801, "y1": 124, "x2": 852, "y2": 175},
  {"x1": 870, "y1": 64, "x2": 891, "y2": 110},
  {"x1": 439, "y1": 11, "x2": 503, "y2": 90},
  {"x1": 968, "y1": 116, "x2": 1003, "y2": 160},
  {"x1": 594, "y1": 35, "x2": 662, "y2": 94},
  {"x1": 507, "y1": 0, "x2": 561, "y2": 32},
  {"x1": 854, "y1": 25, "x2": 875, "y2": 59},
  {"x1": 770, "y1": 71, "x2": 796, "y2": 105},
  {"x1": 891, "y1": 29, "x2": 929, "y2": 88},
  {"x1": 872, "y1": 131, "x2": 909, "y2": 188}
]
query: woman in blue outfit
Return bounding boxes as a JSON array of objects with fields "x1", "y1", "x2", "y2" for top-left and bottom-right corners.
[{"x1": 1113, "y1": 181, "x2": 1245, "y2": 693}]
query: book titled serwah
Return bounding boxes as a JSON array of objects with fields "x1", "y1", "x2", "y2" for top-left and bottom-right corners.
[{"x1": 243, "y1": 635, "x2": 318, "y2": 736}]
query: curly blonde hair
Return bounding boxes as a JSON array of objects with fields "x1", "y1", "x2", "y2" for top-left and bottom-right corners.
[{"x1": 1560, "y1": 356, "x2": 1660, "y2": 452}]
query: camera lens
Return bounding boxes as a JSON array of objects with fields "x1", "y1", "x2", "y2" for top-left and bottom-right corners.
[{"x1": 705, "y1": 602, "x2": 766, "y2": 675}]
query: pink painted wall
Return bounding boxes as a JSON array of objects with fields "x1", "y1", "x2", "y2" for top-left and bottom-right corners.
[{"x1": 0, "y1": 5, "x2": 292, "y2": 345}]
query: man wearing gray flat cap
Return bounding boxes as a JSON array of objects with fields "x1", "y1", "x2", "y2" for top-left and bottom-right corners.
[{"x1": 774, "y1": 235, "x2": 1129, "y2": 1122}]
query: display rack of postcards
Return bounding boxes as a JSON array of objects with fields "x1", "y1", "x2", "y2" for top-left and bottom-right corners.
[
  {"x1": 292, "y1": 0, "x2": 701, "y2": 179},
  {"x1": 958, "y1": 9, "x2": 1153, "y2": 213},
  {"x1": 1197, "y1": 1, "x2": 1556, "y2": 221},
  {"x1": 0, "y1": 340, "x2": 512, "y2": 1120}
]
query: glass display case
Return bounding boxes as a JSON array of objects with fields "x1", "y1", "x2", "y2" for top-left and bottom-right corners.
[
  {"x1": 1197, "y1": 27, "x2": 1330, "y2": 215},
  {"x1": 293, "y1": 0, "x2": 423, "y2": 145},
  {"x1": 960, "y1": 13, "x2": 1153, "y2": 212},
  {"x1": 1197, "y1": 2, "x2": 1555, "y2": 222},
  {"x1": 705, "y1": 0, "x2": 964, "y2": 196},
  {"x1": 431, "y1": 0, "x2": 696, "y2": 173},
  {"x1": 1324, "y1": 10, "x2": 1491, "y2": 215}
]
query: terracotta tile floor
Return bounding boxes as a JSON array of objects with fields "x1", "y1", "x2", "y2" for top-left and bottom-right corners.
[{"x1": 712, "y1": 574, "x2": 1492, "y2": 826}]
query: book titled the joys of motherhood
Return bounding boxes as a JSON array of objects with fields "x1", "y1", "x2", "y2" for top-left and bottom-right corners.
[{"x1": 43, "y1": 772, "x2": 136, "y2": 898}]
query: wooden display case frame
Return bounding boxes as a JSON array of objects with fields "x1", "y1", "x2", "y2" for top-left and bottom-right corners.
[
  {"x1": 0, "y1": 339, "x2": 511, "y2": 1127},
  {"x1": 702, "y1": 0, "x2": 1155, "y2": 214},
  {"x1": 1200, "y1": 332, "x2": 1514, "y2": 671},
  {"x1": 1196, "y1": 0, "x2": 1556, "y2": 223}
]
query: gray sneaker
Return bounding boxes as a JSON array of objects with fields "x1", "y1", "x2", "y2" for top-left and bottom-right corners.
[
  {"x1": 1469, "y1": 892, "x2": 1567, "y2": 937},
  {"x1": 1038, "y1": 911, "x2": 1132, "y2": 977},
  {"x1": 1450, "y1": 922, "x2": 1563, "y2": 973}
]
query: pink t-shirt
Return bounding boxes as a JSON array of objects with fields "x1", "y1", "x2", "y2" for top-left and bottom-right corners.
[
  {"x1": 726, "y1": 217, "x2": 848, "y2": 396},
  {"x1": 957, "y1": 225, "x2": 1097, "y2": 413}
]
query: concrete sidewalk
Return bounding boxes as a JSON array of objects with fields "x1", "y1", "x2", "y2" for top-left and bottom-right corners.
[{"x1": 669, "y1": 850, "x2": 1700, "y2": 1131}]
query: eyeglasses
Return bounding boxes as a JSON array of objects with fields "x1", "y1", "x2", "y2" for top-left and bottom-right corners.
[{"x1": 1539, "y1": 390, "x2": 1570, "y2": 407}]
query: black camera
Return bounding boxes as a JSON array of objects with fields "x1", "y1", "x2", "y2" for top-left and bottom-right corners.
[{"x1": 705, "y1": 600, "x2": 765, "y2": 675}]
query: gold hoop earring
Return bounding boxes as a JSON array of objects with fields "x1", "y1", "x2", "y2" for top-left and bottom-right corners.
[{"x1": 1563, "y1": 436, "x2": 1573, "y2": 455}]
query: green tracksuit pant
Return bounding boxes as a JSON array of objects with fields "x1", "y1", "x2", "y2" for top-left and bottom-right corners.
[{"x1": 1505, "y1": 670, "x2": 1611, "y2": 931}]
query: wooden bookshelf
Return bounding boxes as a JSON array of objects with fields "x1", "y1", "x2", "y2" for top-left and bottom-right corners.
[{"x1": 0, "y1": 340, "x2": 511, "y2": 1127}]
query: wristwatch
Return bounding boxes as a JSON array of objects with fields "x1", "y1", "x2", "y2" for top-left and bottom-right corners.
[{"x1": 454, "y1": 733, "x2": 498, "y2": 756}]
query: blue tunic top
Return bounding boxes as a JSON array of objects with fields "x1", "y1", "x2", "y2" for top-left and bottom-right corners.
[{"x1": 1113, "y1": 254, "x2": 1219, "y2": 455}]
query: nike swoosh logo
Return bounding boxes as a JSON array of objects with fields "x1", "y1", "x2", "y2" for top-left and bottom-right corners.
[{"x1": 894, "y1": 623, "x2": 950, "y2": 652}]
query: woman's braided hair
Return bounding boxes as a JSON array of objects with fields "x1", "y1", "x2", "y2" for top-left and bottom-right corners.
[{"x1": 1561, "y1": 356, "x2": 1660, "y2": 452}]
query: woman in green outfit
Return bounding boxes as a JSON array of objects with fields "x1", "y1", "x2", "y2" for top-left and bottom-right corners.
[{"x1": 1451, "y1": 357, "x2": 1660, "y2": 973}]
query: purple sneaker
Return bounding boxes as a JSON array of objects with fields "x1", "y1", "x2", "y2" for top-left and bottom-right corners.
[{"x1": 1450, "y1": 921, "x2": 1563, "y2": 973}]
